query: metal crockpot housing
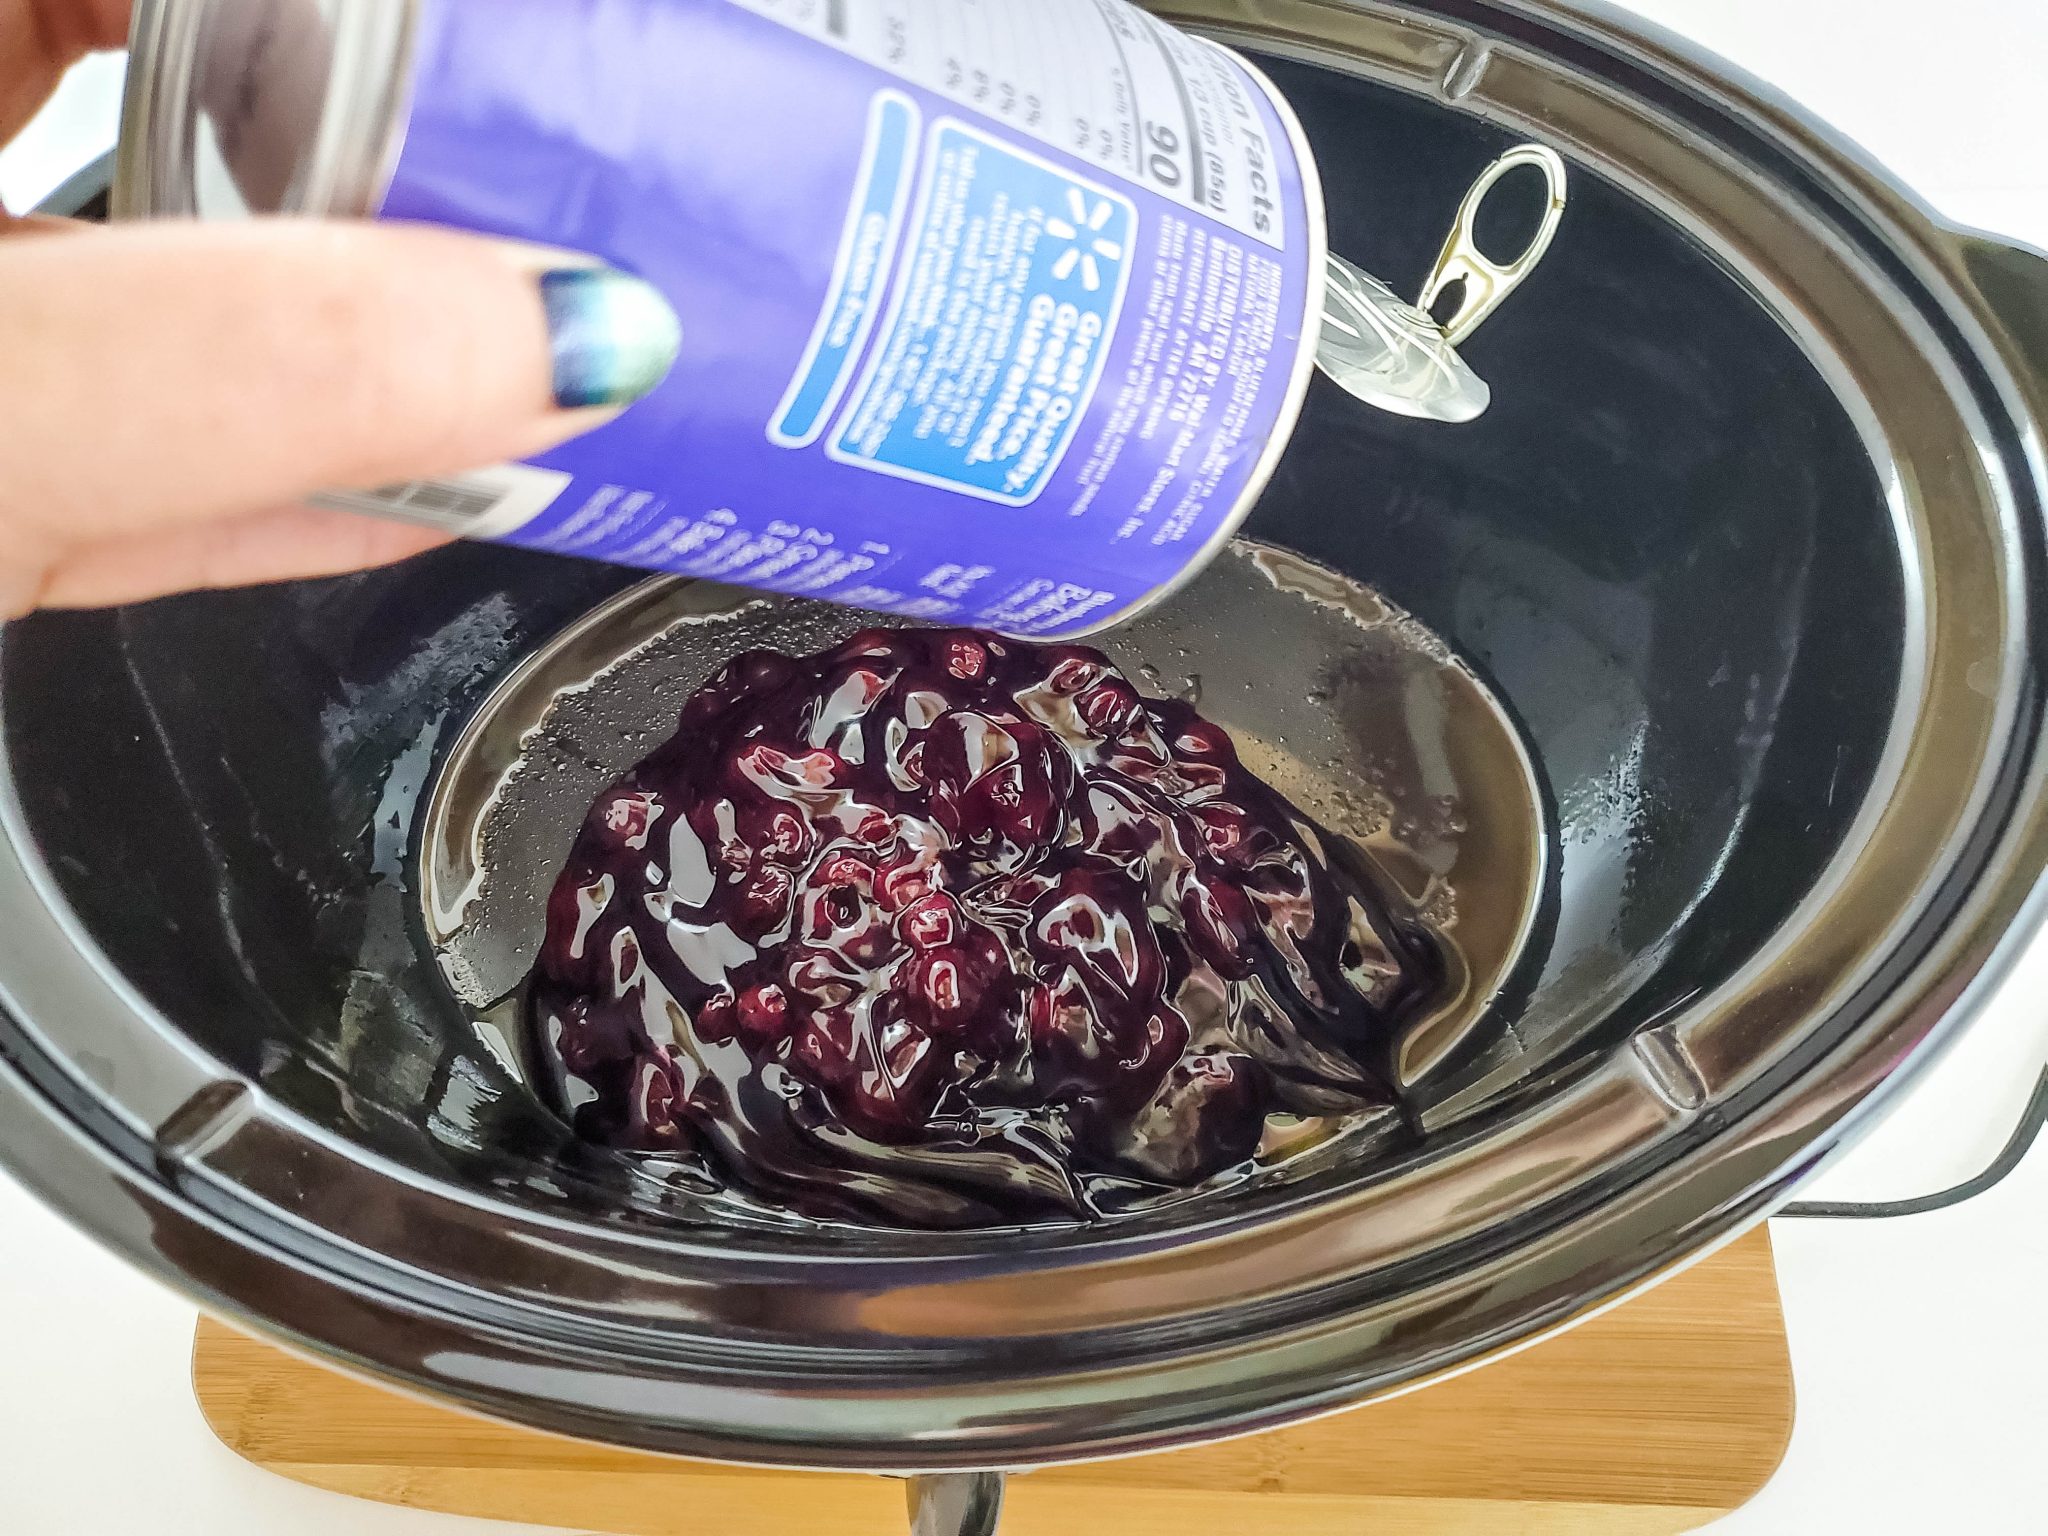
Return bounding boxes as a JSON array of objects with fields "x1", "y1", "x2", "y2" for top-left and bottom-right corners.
[{"x1": 3, "y1": 0, "x2": 2047, "y2": 1469}]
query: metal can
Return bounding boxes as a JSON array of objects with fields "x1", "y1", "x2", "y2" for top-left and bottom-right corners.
[{"x1": 117, "y1": 0, "x2": 1327, "y2": 639}]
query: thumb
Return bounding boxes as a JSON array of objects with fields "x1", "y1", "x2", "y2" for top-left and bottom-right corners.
[{"x1": 0, "y1": 218, "x2": 678, "y2": 599}]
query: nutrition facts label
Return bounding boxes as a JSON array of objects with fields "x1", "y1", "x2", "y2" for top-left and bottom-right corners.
[{"x1": 730, "y1": 0, "x2": 1290, "y2": 246}]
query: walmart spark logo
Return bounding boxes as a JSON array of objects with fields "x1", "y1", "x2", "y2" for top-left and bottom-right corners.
[{"x1": 1045, "y1": 189, "x2": 1127, "y2": 293}]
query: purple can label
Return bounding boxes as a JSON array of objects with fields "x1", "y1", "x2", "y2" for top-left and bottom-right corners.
[{"x1": 377, "y1": 0, "x2": 1320, "y2": 637}]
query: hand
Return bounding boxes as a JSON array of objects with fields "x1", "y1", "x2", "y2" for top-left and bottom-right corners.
[{"x1": 0, "y1": 0, "x2": 680, "y2": 617}]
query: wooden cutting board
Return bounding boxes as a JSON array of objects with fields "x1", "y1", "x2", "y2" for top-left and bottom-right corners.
[{"x1": 192, "y1": 1227, "x2": 1791, "y2": 1536}]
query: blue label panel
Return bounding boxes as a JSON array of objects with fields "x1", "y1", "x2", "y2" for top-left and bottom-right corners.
[
  {"x1": 825, "y1": 123, "x2": 1134, "y2": 506},
  {"x1": 769, "y1": 91, "x2": 920, "y2": 447}
]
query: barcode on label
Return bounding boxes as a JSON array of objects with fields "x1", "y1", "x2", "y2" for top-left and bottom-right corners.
[{"x1": 311, "y1": 463, "x2": 573, "y2": 539}]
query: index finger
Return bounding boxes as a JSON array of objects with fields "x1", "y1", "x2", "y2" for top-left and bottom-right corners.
[{"x1": 1, "y1": 1, "x2": 129, "y2": 145}]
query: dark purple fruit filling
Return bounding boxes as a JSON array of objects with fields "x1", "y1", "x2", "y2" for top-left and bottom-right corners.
[{"x1": 529, "y1": 628, "x2": 1442, "y2": 1227}]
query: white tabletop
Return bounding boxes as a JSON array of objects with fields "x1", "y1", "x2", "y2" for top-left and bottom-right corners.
[{"x1": 3, "y1": 2, "x2": 2046, "y2": 1531}]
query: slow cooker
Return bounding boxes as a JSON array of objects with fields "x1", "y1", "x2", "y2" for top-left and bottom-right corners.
[{"x1": 3, "y1": 0, "x2": 2044, "y2": 1513}]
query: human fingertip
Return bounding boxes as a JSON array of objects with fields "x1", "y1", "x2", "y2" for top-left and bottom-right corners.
[{"x1": 538, "y1": 266, "x2": 682, "y2": 411}]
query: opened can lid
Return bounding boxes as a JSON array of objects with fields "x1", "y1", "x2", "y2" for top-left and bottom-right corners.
[
  {"x1": 1317, "y1": 253, "x2": 1493, "y2": 424},
  {"x1": 1316, "y1": 143, "x2": 1569, "y2": 425}
]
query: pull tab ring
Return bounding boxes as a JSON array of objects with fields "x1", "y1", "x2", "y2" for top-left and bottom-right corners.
[{"x1": 1419, "y1": 143, "x2": 1568, "y2": 347}]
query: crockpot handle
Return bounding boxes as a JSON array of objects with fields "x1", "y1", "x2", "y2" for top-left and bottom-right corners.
[
  {"x1": 907, "y1": 1472, "x2": 1006, "y2": 1536},
  {"x1": 1951, "y1": 233, "x2": 2048, "y2": 411}
]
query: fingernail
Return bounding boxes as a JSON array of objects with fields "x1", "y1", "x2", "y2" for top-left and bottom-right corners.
[{"x1": 539, "y1": 267, "x2": 682, "y2": 410}]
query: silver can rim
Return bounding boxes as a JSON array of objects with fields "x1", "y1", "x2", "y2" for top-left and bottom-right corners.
[{"x1": 114, "y1": 0, "x2": 416, "y2": 221}]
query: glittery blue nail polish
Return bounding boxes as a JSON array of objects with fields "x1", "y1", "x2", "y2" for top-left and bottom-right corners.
[{"x1": 539, "y1": 267, "x2": 682, "y2": 410}]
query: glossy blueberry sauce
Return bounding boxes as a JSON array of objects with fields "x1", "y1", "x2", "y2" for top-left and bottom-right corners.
[{"x1": 529, "y1": 628, "x2": 1443, "y2": 1227}]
